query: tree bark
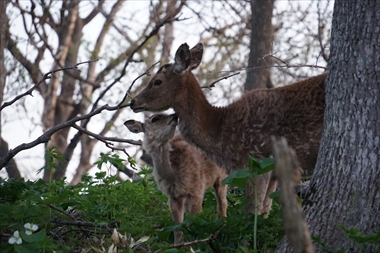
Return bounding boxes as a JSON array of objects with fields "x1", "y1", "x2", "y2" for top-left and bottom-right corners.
[
  {"x1": 276, "y1": 1, "x2": 380, "y2": 252},
  {"x1": 0, "y1": 0, "x2": 7, "y2": 148},
  {"x1": 244, "y1": 0, "x2": 275, "y2": 215},
  {"x1": 245, "y1": 0, "x2": 274, "y2": 90}
]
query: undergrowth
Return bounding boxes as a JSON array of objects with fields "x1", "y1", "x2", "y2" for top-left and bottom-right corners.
[{"x1": 0, "y1": 153, "x2": 284, "y2": 253}]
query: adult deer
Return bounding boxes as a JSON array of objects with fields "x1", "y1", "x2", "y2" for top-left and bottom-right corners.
[
  {"x1": 130, "y1": 43, "x2": 326, "y2": 215},
  {"x1": 125, "y1": 113, "x2": 227, "y2": 244}
]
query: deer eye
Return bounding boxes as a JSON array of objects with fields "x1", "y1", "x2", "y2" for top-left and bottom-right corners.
[
  {"x1": 151, "y1": 117, "x2": 159, "y2": 123},
  {"x1": 154, "y1": 79, "x2": 162, "y2": 86}
]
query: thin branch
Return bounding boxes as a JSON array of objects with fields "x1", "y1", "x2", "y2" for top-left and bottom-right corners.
[
  {"x1": 153, "y1": 225, "x2": 225, "y2": 253},
  {"x1": 72, "y1": 123, "x2": 142, "y2": 146},
  {"x1": 48, "y1": 204, "x2": 76, "y2": 221},
  {"x1": 119, "y1": 61, "x2": 160, "y2": 107},
  {"x1": 201, "y1": 72, "x2": 240, "y2": 89},
  {"x1": 0, "y1": 102, "x2": 127, "y2": 169},
  {"x1": 0, "y1": 59, "x2": 98, "y2": 111}
]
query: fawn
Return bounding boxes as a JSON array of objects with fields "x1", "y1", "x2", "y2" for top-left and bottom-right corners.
[{"x1": 124, "y1": 113, "x2": 227, "y2": 244}]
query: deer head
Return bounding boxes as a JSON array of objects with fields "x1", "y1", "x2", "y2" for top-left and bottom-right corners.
[
  {"x1": 124, "y1": 113, "x2": 179, "y2": 145},
  {"x1": 130, "y1": 43, "x2": 204, "y2": 113}
]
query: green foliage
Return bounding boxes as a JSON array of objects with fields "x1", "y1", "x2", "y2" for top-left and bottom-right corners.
[
  {"x1": 0, "y1": 154, "x2": 284, "y2": 252},
  {"x1": 37, "y1": 147, "x2": 67, "y2": 175},
  {"x1": 340, "y1": 225, "x2": 380, "y2": 244}
]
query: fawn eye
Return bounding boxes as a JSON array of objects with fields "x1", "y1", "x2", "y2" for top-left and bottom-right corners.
[
  {"x1": 154, "y1": 79, "x2": 162, "y2": 86},
  {"x1": 151, "y1": 117, "x2": 159, "y2": 123}
]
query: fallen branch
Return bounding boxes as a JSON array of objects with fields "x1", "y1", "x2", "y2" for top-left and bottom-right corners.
[{"x1": 153, "y1": 225, "x2": 225, "y2": 253}]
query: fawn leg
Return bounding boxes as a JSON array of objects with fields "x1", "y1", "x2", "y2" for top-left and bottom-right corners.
[
  {"x1": 169, "y1": 197, "x2": 185, "y2": 244},
  {"x1": 190, "y1": 195, "x2": 203, "y2": 215},
  {"x1": 213, "y1": 181, "x2": 228, "y2": 218}
]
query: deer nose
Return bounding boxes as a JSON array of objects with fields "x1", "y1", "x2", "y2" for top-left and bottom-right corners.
[{"x1": 129, "y1": 99, "x2": 135, "y2": 108}]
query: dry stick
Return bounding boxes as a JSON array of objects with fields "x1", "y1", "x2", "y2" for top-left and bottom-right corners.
[
  {"x1": 0, "y1": 59, "x2": 98, "y2": 111},
  {"x1": 272, "y1": 136, "x2": 314, "y2": 253},
  {"x1": 153, "y1": 225, "x2": 225, "y2": 253},
  {"x1": 48, "y1": 204, "x2": 76, "y2": 221}
]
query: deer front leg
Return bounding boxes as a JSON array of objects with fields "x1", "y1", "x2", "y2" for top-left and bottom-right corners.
[
  {"x1": 245, "y1": 172, "x2": 272, "y2": 217},
  {"x1": 262, "y1": 171, "x2": 277, "y2": 216},
  {"x1": 169, "y1": 196, "x2": 185, "y2": 244}
]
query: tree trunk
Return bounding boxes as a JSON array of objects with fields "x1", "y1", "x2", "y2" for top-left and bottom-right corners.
[
  {"x1": 245, "y1": 0, "x2": 274, "y2": 90},
  {"x1": 0, "y1": 0, "x2": 7, "y2": 147},
  {"x1": 1, "y1": 138, "x2": 21, "y2": 179},
  {"x1": 276, "y1": 1, "x2": 380, "y2": 252},
  {"x1": 244, "y1": 0, "x2": 275, "y2": 215}
]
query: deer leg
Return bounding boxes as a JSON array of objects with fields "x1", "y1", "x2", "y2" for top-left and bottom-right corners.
[
  {"x1": 169, "y1": 196, "x2": 185, "y2": 244},
  {"x1": 190, "y1": 195, "x2": 203, "y2": 215},
  {"x1": 213, "y1": 181, "x2": 228, "y2": 218},
  {"x1": 262, "y1": 171, "x2": 277, "y2": 217},
  {"x1": 245, "y1": 172, "x2": 271, "y2": 216}
]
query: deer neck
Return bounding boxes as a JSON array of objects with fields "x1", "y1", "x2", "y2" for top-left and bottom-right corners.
[
  {"x1": 173, "y1": 76, "x2": 225, "y2": 153},
  {"x1": 144, "y1": 140, "x2": 175, "y2": 181}
]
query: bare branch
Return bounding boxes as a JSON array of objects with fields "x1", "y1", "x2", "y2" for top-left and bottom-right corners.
[
  {"x1": 153, "y1": 225, "x2": 225, "y2": 253},
  {"x1": 72, "y1": 124, "x2": 142, "y2": 146},
  {"x1": 0, "y1": 59, "x2": 98, "y2": 111},
  {"x1": 120, "y1": 61, "x2": 160, "y2": 106},
  {"x1": 0, "y1": 101, "x2": 128, "y2": 169},
  {"x1": 201, "y1": 72, "x2": 240, "y2": 89}
]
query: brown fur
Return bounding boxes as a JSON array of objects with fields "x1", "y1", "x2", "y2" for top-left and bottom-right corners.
[
  {"x1": 124, "y1": 113, "x2": 227, "y2": 244},
  {"x1": 130, "y1": 43, "x2": 326, "y2": 215}
]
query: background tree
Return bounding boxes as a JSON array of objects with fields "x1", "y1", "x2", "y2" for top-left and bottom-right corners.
[
  {"x1": 277, "y1": 1, "x2": 380, "y2": 252},
  {"x1": 245, "y1": 0, "x2": 275, "y2": 90}
]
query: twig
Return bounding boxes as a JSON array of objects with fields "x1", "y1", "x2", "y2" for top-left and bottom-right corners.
[
  {"x1": 0, "y1": 103, "x2": 125, "y2": 169},
  {"x1": 118, "y1": 61, "x2": 161, "y2": 108},
  {"x1": 72, "y1": 124, "x2": 142, "y2": 146},
  {"x1": 0, "y1": 59, "x2": 98, "y2": 111},
  {"x1": 201, "y1": 72, "x2": 240, "y2": 89},
  {"x1": 153, "y1": 225, "x2": 225, "y2": 253},
  {"x1": 48, "y1": 204, "x2": 76, "y2": 221}
]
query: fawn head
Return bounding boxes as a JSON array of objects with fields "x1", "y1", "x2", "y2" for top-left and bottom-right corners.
[
  {"x1": 130, "y1": 43, "x2": 204, "y2": 113},
  {"x1": 124, "y1": 113, "x2": 179, "y2": 144}
]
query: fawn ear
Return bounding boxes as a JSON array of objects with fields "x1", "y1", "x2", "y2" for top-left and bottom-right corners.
[
  {"x1": 189, "y1": 43, "x2": 203, "y2": 70},
  {"x1": 124, "y1": 120, "x2": 145, "y2": 133},
  {"x1": 173, "y1": 43, "x2": 191, "y2": 74}
]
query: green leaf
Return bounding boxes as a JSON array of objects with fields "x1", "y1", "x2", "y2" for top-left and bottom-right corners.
[
  {"x1": 222, "y1": 169, "x2": 250, "y2": 188},
  {"x1": 20, "y1": 230, "x2": 46, "y2": 243},
  {"x1": 258, "y1": 157, "x2": 275, "y2": 174}
]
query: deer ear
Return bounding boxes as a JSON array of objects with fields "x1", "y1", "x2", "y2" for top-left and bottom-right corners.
[
  {"x1": 189, "y1": 43, "x2": 203, "y2": 70},
  {"x1": 173, "y1": 43, "x2": 191, "y2": 74},
  {"x1": 124, "y1": 120, "x2": 145, "y2": 133}
]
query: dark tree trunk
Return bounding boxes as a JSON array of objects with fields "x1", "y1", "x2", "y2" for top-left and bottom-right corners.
[
  {"x1": 0, "y1": 0, "x2": 7, "y2": 147},
  {"x1": 1, "y1": 138, "x2": 21, "y2": 179},
  {"x1": 276, "y1": 1, "x2": 380, "y2": 252},
  {"x1": 244, "y1": 0, "x2": 275, "y2": 215},
  {"x1": 245, "y1": 0, "x2": 274, "y2": 90}
]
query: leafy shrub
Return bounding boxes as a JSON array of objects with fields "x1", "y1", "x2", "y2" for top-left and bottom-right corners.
[{"x1": 0, "y1": 154, "x2": 284, "y2": 253}]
